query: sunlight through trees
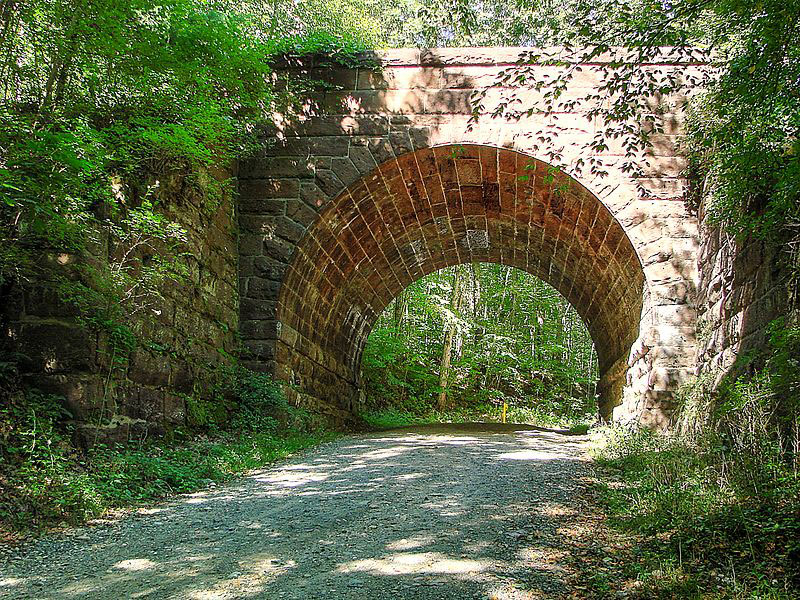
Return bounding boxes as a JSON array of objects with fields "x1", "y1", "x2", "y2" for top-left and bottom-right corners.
[{"x1": 361, "y1": 265, "x2": 597, "y2": 426}]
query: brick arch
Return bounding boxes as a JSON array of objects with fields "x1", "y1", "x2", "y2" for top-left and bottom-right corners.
[{"x1": 275, "y1": 144, "x2": 648, "y2": 421}]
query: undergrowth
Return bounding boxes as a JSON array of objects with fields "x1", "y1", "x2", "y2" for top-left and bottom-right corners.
[
  {"x1": 360, "y1": 402, "x2": 593, "y2": 432},
  {"x1": 590, "y1": 318, "x2": 800, "y2": 599},
  {"x1": 0, "y1": 366, "x2": 331, "y2": 542}
]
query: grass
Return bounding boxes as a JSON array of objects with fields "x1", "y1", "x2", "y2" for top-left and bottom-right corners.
[
  {"x1": 359, "y1": 402, "x2": 595, "y2": 432},
  {"x1": 589, "y1": 425, "x2": 800, "y2": 599},
  {"x1": 0, "y1": 367, "x2": 337, "y2": 542},
  {"x1": 0, "y1": 390, "x2": 334, "y2": 542},
  {"x1": 1, "y1": 429, "x2": 332, "y2": 542}
]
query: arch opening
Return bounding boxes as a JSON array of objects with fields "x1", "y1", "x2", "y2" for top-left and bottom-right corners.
[
  {"x1": 275, "y1": 144, "x2": 649, "y2": 422},
  {"x1": 360, "y1": 263, "x2": 600, "y2": 425}
]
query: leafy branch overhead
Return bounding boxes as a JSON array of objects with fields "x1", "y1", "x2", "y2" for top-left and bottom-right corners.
[
  {"x1": 0, "y1": 0, "x2": 370, "y2": 324},
  {"x1": 453, "y1": 0, "x2": 799, "y2": 241}
]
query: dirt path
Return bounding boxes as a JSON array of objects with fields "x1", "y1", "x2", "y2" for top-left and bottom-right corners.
[{"x1": 0, "y1": 425, "x2": 627, "y2": 599}]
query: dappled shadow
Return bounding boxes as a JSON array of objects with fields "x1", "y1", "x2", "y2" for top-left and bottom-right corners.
[{"x1": 1, "y1": 427, "x2": 627, "y2": 599}]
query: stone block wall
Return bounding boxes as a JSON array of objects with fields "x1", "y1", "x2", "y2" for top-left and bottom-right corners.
[
  {"x1": 238, "y1": 48, "x2": 703, "y2": 427},
  {"x1": 695, "y1": 211, "x2": 789, "y2": 383},
  {"x1": 1, "y1": 169, "x2": 239, "y2": 444}
]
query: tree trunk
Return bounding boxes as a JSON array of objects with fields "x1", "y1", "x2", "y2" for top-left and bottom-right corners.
[
  {"x1": 438, "y1": 266, "x2": 464, "y2": 410},
  {"x1": 39, "y1": 2, "x2": 84, "y2": 115},
  {"x1": 470, "y1": 262, "x2": 483, "y2": 380},
  {"x1": 393, "y1": 289, "x2": 407, "y2": 334},
  {"x1": 0, "y1": 2, "x2": 20, "y2": 100}
]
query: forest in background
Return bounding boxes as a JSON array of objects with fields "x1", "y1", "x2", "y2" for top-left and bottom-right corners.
[{"x1": 361, "y1": 264, "x2": 597, "y2": 428}]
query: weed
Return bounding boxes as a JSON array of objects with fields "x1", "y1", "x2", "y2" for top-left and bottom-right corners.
[{"x1": 0, "y1": 365, "x2": 331, "y2": 540}]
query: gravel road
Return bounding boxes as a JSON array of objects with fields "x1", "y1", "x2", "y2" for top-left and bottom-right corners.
[{"x1": 0, "y1": 424, "x2": 605, "y2": 599}]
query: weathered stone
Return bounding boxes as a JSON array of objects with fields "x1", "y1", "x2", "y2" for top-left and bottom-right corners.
[
  {"x1": 387, "y1": 129, "x2": 414, "y2": 157},
  {"x1": 241, "y1": 157, "x2": 315, "y2": 178},
  {"x1": 367, "y1": 137, "x2": 395, "y2": 164},
  {"x1": 34, "y1": 374, "x2": 104, "y2": 420},
  {"x1": 163, "y1": 394, "x2": 186, "y2": 424},
  {"x1": 17, "y1": 323, "x2": 95, "y2": 374},
  {"x1": 299, "y1": 181, "x2": 329, "y2": 208},
  {"x1": 357, "y1": 66, "x2": 443, "y2": 90},
  {"x1": 323, "y1": 90, "x2": 426, "y2": 114},
  {"x1": 307, "y1": 67, "x2": 358, "y2": 88},
  {"x1": 348, "y1": 145, "x2": 379, "y2": 174},
  {"x1": 306, "y1": 136, "x2": 352, "y2": 157},
  {"x1": 424, "y1": 89, "x2": 473, "y2": 114},
  {"x1": 276, "y1": 216, "x2": 307, "y2": 243},
  {"x1": 299, "y1": 115, "x2": 391, "y2": 136},
  {"x1": 263, "y1": 236, "x2": 295, "y2": 262},
  {"x1": 330, "y1": 157, "x2": 362, "y2": 188},
  {"x1": 22, "y1": 286, "x2": 80, "y2": 318},
  {"x1": 266, "y1": 144, "x2": 679, "y2": 424},
  {"x1": 241, "y1": 298, "x2": 277, "y2": 321},
  {"x1": 239, "y1": 198, "x2": 287, "y2": 217},
  {"x1": 244, "y1": 277, "x2": 280, "y2": 302},
  {"x1": 286, "y1": 198, "x2": 318, "y2": 226},
  {"x1": 238, "y1": 178, "x2": 300, "y2": 199},
  {"x1": 251, "y1": 256, "x2": 287, "y2": 281},
  {"x1": 129, "y1": 349, "x2": 170, "y2": 387},
  {"x1": 315, "y1": 169, "x2": 345, "y2": 196},
  {"x1": 75, "y1": 416, "x2": 152, "y2": 448},
  {"x1": 243, "y1": 339, "x2": 276, "y2": 361},
  {"x1": 240, "y1": 319, "x2": 279, "y2": 340},
  {"x1": 258, "y1": 137, "x2": 309, "y2": 157}
]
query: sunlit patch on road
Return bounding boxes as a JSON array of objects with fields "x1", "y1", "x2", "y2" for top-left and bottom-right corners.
[{"x1": 0, "y1": 426, "x2": 638, "y2": 599}]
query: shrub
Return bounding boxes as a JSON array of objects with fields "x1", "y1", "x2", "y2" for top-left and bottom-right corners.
[
  {"x1": 0, "y1": 359, "x2": 327, "y2": 538},
  {"x1": 591, "y1": 318, "x2": 800, "y2": 597},
  {"x1": 229, "y1": 368, "x2": 288, "y2": 433}
]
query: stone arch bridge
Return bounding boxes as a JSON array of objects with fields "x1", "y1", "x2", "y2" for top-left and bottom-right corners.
[{"x1": 237, "y1": 48, "x2": 700, "y2": 427}]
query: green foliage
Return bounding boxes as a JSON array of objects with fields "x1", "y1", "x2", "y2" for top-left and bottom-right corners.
[
  {"x1": 184, "y1": 392, "x2": 227, "y2": 431},
  {"x1": 83, "y1": 432, "x2": 326, "y2": 505},
  {"x1": 56, "y1": 197, "x2": 191, "y2": 328},
  {"x1": 682, "y1": 0, "x2": 800, "y2": 242},
  {"x1": 593, "y1": 425, "x2": 799, "y2": 597},
  {"x1": 0, "y1": 0, "x2": 373, "y2": 437},
  {"x1": 0, "y1": 364, "x2": 329, "y2": 538},
  {"x1": 238, "y1": 0, "x2": 383, "y2": 50},
  {"x1": 762, "y1": 317, "x2": 800, "y2": 415},
  {"x1": 229, "y1": 368, "x2": 294, "y2": 433},
  {"x1": 591, "y1": 318, "x2": 800, "y2": 598},
  {"x1": 349, "y1": 0, "x2": 577, "y2": 47},
  {"x1": 1, "y1": 389, "x2": 92, "y2": 532},
  {"x1": 361, "y1": 403, "x2": 593, "y2": 430},
  {"x1": 0, "y1": 0, "x2": 370, "y2": 336},
  {"x1": 184, "y1": 364, "x2": 314, "y2": 434},
  {"x1": 360, "y1": 264, "x2": 598, "y2": 426},
  {"x1": 580, "y1": 1, "x2": 800, "y2": 244}
]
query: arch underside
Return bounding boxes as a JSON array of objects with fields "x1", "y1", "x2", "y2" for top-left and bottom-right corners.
[{"x1": 276, "y1": 145, "x2": 647, "y2": 420}]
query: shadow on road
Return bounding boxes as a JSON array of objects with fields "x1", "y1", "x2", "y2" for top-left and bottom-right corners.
[{"x1": 0, "y1": 426, "x2": 632, "y2": 599}]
